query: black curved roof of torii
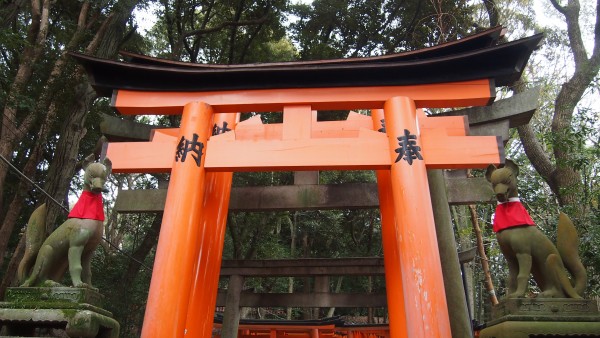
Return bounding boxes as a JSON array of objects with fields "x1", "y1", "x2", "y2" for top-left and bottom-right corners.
[{"x1": 70, "y1": 27, "x2": 543, "y2": 97}]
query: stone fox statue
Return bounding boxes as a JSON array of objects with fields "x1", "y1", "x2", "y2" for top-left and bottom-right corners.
[
  {"x1": 18, "y1": 156, "x2": 112, "y2": 288},
  {"x1": 485, "y1": 160, "x2": 587, "y2": 299}
]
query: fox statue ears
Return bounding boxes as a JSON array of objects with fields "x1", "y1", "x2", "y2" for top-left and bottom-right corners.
[
  {"x1": 103, "y1": 157, "x2": 112, "y2": 175},
  {"x1": 82, "y1": 154, "x2": 112, "y2": 175},
  {"x1": 485, "y1": 159, "x2": 519, "y2": 182},
  {"x1": 82, "y1": 154, "x2": 95, "y2": 171}
]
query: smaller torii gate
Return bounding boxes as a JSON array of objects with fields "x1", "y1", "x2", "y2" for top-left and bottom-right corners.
[{"x1": 71, "y1": 28, "x2": 542, "y2": 338}]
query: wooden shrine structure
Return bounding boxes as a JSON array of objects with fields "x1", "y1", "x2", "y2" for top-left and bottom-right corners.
[
  {"x1": 212, "y1": 316, "x2": 390, "y2": 338},
  {"x1": 71, "y1": 26, "x2": 543, "y2": 337}
]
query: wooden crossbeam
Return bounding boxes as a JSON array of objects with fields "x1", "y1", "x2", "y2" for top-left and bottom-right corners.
[
  {"x1": 215, "y1": 292, "x2": 388, "y2": 308},
  {"x1": 220, "y1": 258, "x2": 385, "y2": 277},
  {"x1": 112, "y1": 177, "x2": 494, "y2": 213},
  {"x1": 107, "y1": 109, "x2": 501, "y2": 173}
]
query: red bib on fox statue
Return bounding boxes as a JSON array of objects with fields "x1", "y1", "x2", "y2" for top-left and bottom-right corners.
[
  {"x1": 493, "y1": 197, "x2": 535, "y2": 233},
  {"x1": 68, "y1": 191, "x2": 105, "y2": 221}
]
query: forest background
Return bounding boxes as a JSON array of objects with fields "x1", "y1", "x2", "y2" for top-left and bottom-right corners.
[{"x1": 0, "y1": 0, "x2": 599, "y2": 336}]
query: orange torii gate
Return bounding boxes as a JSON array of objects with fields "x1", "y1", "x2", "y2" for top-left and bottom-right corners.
[
  {"x1": 71, "y1": 27, "x2": 542, "y2": 338},
  {"x1": 107, "y1": 81, "x2": 500, "y2": 338}
]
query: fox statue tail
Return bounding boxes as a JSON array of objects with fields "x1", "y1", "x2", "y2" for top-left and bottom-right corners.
[
  {"x1": 557, "y1": 212, "x2": 587, "y2": 296},
  {"x1": 17, "y1": 203, "x2": 47, "y2": 284}
]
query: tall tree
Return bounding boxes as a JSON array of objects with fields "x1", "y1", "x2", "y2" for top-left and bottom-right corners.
[
  {"x1": 484, "y1": 0, "x2": 600, "y2": 221},
  {"x1": 0, "y1": 0, "x2": 142, "y2": 289}
]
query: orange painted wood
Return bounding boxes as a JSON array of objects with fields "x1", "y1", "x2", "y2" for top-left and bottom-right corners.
[
  {"x1": 311, "y1": 112, "x2": 372, "y2": 138},
  {"x1": 382, "y1": 96, "x2": 451, "y2": 337},
  {"x1": 421, "y1": 133, "x2": 502, "y2": 169},
  {"x1": 184, "y1": 113, "x2": 237, "y2": 337},
  {"x1": 113, "y1": 80, "x2": 493, "y2": 115},
  {"x1": 371, "y1": 110, "x2": 408, "y2": 338},
  {"x1": 141, "y1": 102, "x2": 214, "y2": 338},
  {"x1": 234, "y1": 115, "x2": 283, "y2": 141},
  {"x1": 203, "y1": 130, "x2": 390, "y2": 172},
  {"x1": 234, "y1": 112, "x2": 372, "y2": 140},
  {"x1": 106, "y1": 132, "x2": 501, "y2": 173},
  {"x1": 283, "y1": 105, "x2": 312, "y2": 139},
  {"x1": 418, "y1": 109, "x2": 468, "y2": 137},
  {"x1": 106, "y1": 141, "x2": 174, "y2": 173},
  {"x1": 150, "y1": 128, "x2": 180, "y2": 141}
]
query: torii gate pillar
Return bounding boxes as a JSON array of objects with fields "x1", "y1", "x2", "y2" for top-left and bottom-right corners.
[
  {"x1": 141, "y1": 102, "x2": 214, "y2": 337},
  {"x1": 380, "y1": 97, "x2": 450, "y2": 337}
]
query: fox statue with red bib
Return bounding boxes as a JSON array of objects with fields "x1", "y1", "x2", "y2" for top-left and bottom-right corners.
[
  {"x1": 18, "y1": 155, "x2": 111, "y2": 289},
  {"x1": 486, "y1": 160, "x2": 586, "y2": 299}
]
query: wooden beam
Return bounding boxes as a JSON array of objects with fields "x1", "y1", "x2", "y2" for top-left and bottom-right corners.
[
  {"x1": 445, "y1": 177, "x2": 495, "y2": 205},
  {"x1": 113, "y1": 177, "x2": 495, "y2": 213},
  {"x1": 435, "y1": 86, "x2": 539, "y2": 127},
  {"x1": 100, "y1": 114, "x2": 154, "y2": 141},
  {"x1": 215, "y1": 292, "x2": 388, "y2": 308},
  {"x1": 219, "y1": 258, "x2": 385, "y2": 277}
]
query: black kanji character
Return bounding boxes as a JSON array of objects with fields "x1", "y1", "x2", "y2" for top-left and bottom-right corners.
[
  {"x1": 378, "y1": 119, "x2": 386, "y2": 133},
  {"x1": 395, "y1": 129, "x2": 423, "y2": 165},
  {"x1": 212, "y1": 121, "x2": 232, "y2": 136},
  {"x1": 175, "y1": 133, "x2": 204, "y2": 166}
]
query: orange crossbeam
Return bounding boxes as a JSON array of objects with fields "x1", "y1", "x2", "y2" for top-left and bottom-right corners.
[
  {"x1": 113, "y1": 80, "x2": 493, "y2": 115},
  {"x1": 141, "y1": 111, "x2": 468, "y2": 141},
  {"x1": 106, "y1": 108, "x2": 499, "y2": 173},
  {"x1": 106, "y1": 131, "x2": 501, "y2": 173}
]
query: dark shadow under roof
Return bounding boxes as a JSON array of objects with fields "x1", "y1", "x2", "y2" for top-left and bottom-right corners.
[{"x1": 70, "y1": 28, "x2": 543, "y2": 97}]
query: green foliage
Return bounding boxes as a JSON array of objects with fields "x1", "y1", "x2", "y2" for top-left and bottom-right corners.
[
  {"x1": 144, "y1": 0, "x2": 291, "y2": 63},
  {"x1": 290, "y1": 0, "x2": 476, "y2": 60}
]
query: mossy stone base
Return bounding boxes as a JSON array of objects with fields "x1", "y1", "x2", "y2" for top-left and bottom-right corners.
[
  {"x1": 480, "y1": 320, "x2": 600, "y2": 338},
  {"x1": 0, "y1": 288, "x2": 119, "y2": 338},
  {"x1": 491, "y1": 297, "x2": 599, "y2": 320},
  {"x1": 480, "y1": 298, "x2": 600, "y2": 338}
]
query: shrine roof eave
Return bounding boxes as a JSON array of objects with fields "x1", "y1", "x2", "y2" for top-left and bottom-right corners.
[
  {"x1": 120, "y1": 26, "x2": 506, "y2": 69},
  {"x1": 70, "y1": 33, "x2": 543, "y2": 98}
]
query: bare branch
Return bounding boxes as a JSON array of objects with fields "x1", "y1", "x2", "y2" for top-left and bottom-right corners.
[
  {"x1": 183, "y1": 13, "x2": 269, "y2": 38},
  {"x1": 483, "y1": 0, "x2": 499, "y2": 27},
  {"x1": 592, "y1": 0, "x2": 600, "y2": 61},
  {"x1": 77, "y1": 1, "x2": 90, "y2": 29},
  {"x1": 549, "y1": 0, "x2": 567, "y2": 15},
  {"x1": 516, "y1": 124, "x2": 555, "y2": 185}
]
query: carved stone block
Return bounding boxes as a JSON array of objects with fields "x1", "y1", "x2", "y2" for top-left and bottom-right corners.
[
  {"x1": 0, "y1": 287, "x2": 119, "y2": 338},
  {"x1": 480, "y1": 298, "x2": 600, "y2": 338}
]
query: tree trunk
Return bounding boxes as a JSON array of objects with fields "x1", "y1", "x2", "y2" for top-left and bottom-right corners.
[
  {"x1": 287, "y1": 212, "x2": 297, "y2": 320},
  {"x1": 0, "y1": 235, "x2": 25, "y2": 298},
  {"x1": 326, "y1": 276, "x2": 343, "y2": 318},
  {"x1": 452, "y1": 205, "x2": 475, "y2": 317},
  {"x1": 118, "y1": 212, "x2": 162, "y2": 294},
  {"x1": 0, "y1": 144, "x2": 41, "y2": 262},
  {"x1": 0, "y1": 0, "x2": 52, "y2": 215}
]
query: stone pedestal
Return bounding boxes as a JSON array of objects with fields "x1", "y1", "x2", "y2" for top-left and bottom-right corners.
[
  {"x1": 0, "y1": 287, "x2": 119, "y2": 338},
  {"x1": 480, "y1": 298, "x2": 600, "y2": 338}
]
